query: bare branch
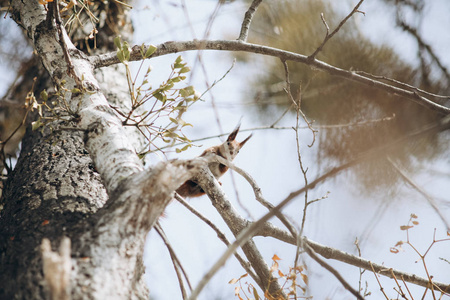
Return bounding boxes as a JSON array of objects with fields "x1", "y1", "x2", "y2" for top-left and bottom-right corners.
[
  {"x1": 281, "y1": 59, "x2": 317, "y2": 147},
  {"x1": 303, "y1": 241, "x2": 364, "y2": 300},
  {"x1": 155, "y1": 222, "x2": 191, "y2": 299},
  {"x1": 397, "y1": 20, "x2": 450, "y2": 82},
  {"x1": 157, "y1": 114, "x2": 396, "y2": 152},
  {"x1": 308, "y1": 0, "x2": 365, "y2": 61},
  {"x1": 355, "y1": 71, "x2": 450, "y2": 101},
  {"x1": 387, "y1": 157, "x2": 450, "y2": 230},
  {"x1": 188, "y1": 165, "x2": 286, "y2": 299},
  {"x1": 174, "y1": 193, "x2": 260, "y2": 287},
  {"x1": 369, "y1": 262, "x2": 390, "y2": 299},
  {"x1": 253, "y1": 223, "x2": 450, "y2": 293},
  {"x1": 212, "y1": 154, "x2": 298, "y2": 238},
  {"x1": 238, "y1": 0, "x2": 263, "y2": 42},
  {"x1": 90, "y1": 40, "x2": 450, "y2": 115}
]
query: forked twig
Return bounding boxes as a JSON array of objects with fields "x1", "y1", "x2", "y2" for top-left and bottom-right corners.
[
  {"x1": 308, "y1": 0, "x2": 365, "y2": 61},
  {"x1": 387, "y1": 156, "x2": 450, "y2": 230},
  {"x1": 174, "y1": 193, "x2": 260, "y2": 286},
  {"x1": 304, "y1": 242, "x2": 364, "y2": 300}
]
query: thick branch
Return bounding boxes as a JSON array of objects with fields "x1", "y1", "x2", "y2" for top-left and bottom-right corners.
[
  {"x1": 72, "y1": 158, "x2": 206, "y2": 297},
  {"x1": 11, "y1": 0, "x2": 142, "y2": 194},
  {"x1": 90, "y1": 40, "x2": 450, "y2": 115},
  {"x1": 190, "y1": 165, "x2": 285, "y2": 299},
  {"x1": 252, "y1": 220, "x2": 450, "y2": 293}
]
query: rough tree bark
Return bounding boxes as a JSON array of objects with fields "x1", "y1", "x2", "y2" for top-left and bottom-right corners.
[{"x1": 0, "y1": 1, "x2": 201, "y2": 299}]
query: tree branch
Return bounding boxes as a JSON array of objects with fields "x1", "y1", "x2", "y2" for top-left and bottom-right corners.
[
  {"x1": 308, "y1": 0, "x2": 365, "y2": 60},
  {"x1": 188, "y1": 116, "x2": 450, "y2": 298},
  {"x1": 238, "y1": 0, "x2": 263, "y2": 42},
  {"x1": 155, "y1": 222, "x2": 191, "y2": 299},
  {"x1": 174, "y1": 193, "x2": 261, "y2": 288},
  {"x1": 387, "y1": 157, "x2": 450, "y2": 230},
  {"x1": 252, "y1": 223, "x2": 450, "y2": 294},
  {"x1": 303, "y1": 241, "x2": 364, "y2": 300},
  {"x1": 90, "y1": 40, "x2": 450, "y2": 115},
  {"x1": 189, "y1": 165, "x2": 286, "y2": 299}
]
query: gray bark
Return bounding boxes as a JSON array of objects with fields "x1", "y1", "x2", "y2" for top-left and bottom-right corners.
[{"x1": 0, "y1": 1, "x2": 195, "y2": 299}]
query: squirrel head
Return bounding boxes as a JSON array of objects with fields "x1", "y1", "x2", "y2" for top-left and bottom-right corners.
[{"x1": 219, "y1": 123, "x2": 252, "y2": 161}]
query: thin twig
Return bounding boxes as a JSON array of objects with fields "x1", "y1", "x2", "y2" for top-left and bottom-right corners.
[
  {"x1": 281, "y1": 59, "x2": 317, "y2": 147},
  {"x1": 390, "y1": 269, "x2": 407, "y2": 299},
  {"x1": 174, "y1": 193, "x2": 260, "y2": 286},
  {"x1": 238, "y1": 0, "x2": 263, "y2": 42},
  {"x1": 154, "y1": 222, "x2": 190, "y2": 299},
  {"x1": 304, "y1": 241, "x2": 364, "y2": 300},
  {"x1": 355, "y1": 71, "x2": 450, "y2": 100},
  {"x1": 308, "y1": 0, "x2": 365, "y2": 60},
  {"x1": 387, "y1": 156, "x2": 450, "y2": 230},
  {"x1": 401, "y1": 275, "x2": 414, "y2": 300},
  {"x1": 52, "y1": 0, "x2": 82, "y2": 88},
  {"x1": 153, "y1": 114, "x2": 395, "y2": 153},
  {"x1": 369, "y1": 262, "x2": 390, "y2": 300},
  {"x1": 212, "y1": 155, "x2": 298, "y2": 237},
  {"x1": 397, "y1": 20, "x2": 450, "y2": 82}
]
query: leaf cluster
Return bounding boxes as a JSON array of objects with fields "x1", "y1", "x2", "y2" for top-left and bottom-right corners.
[
  {"x1": 229, "y1": 254, "x2": 309, "y2": 300},
  {"x1": 114, "y1": 37, "x2": 200, "y2": 156}
]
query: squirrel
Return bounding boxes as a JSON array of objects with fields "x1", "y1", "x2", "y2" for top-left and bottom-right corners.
[{"x1": 176, "y1": 123, "x2": 252, "y2": 198}]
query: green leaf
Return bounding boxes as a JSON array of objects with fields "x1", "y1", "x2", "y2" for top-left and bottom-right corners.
[
  {"x1": 176, "y1": 144, "x2": 191, "y2": 153},
  {"x1": 122, "y1": 42, "x2": 131, "y2": 61},
  {"x1": 117, "y1": 50, "x2": 125, "y2": 63},
  {"x1": 179, "y1": 86, "x2": 195, "y2": 97},
  {"x1": 162, "y1": 82, "x2": 174, "y2": 91},
  {"x1": 31, "y1": 120, "x2": 42, "y2": 131},
  {"x1": 179, "y1": 66, "x2": 191, "y2": 73},
  {"x1": 163, "y1": 131, "x2": 178, "y2": 138},
  {"x1": 114, "y1": 36, "x2": 122, "y2": 49},
  {"x1": 154, "y1": 92, "x2": 166, "y2": 102},
  {"x1": 40, "y1": 90, "x2": 48, "y2": 102},
  {"x1": 140, "y1": 43, "x2": 145, "y2": 57},
  {"x1": 175, "y1": 55, "x2": 183, "y2": 64},
  {"x1": 145, "y1": 45, "x2": 157, "y2": 58}
]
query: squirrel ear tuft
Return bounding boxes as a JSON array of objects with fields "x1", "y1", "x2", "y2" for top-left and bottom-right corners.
[
  {"x1": 239, "y1": 133, "x2": 253, "y2": 147},
  {"x1": 227, "y1": 122, "x2": 241, "y2": 141}
]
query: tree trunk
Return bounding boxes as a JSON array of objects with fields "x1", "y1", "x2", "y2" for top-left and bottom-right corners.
[{"x1": 0, "y1": 1, "x2": 170, "y2": 299}]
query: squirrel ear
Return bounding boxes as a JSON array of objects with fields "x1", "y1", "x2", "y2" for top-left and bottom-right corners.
[
  {"x1": 227, "y1": 122, "x2": 241, "y2": 141},
  {"x1": 239, "y1": 133, "x2": 252, "y2": 147}
]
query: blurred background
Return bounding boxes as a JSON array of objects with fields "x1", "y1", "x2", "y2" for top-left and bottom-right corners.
[{"x1": 1, "y1": 0, "x2": 449, "y2": 299}]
